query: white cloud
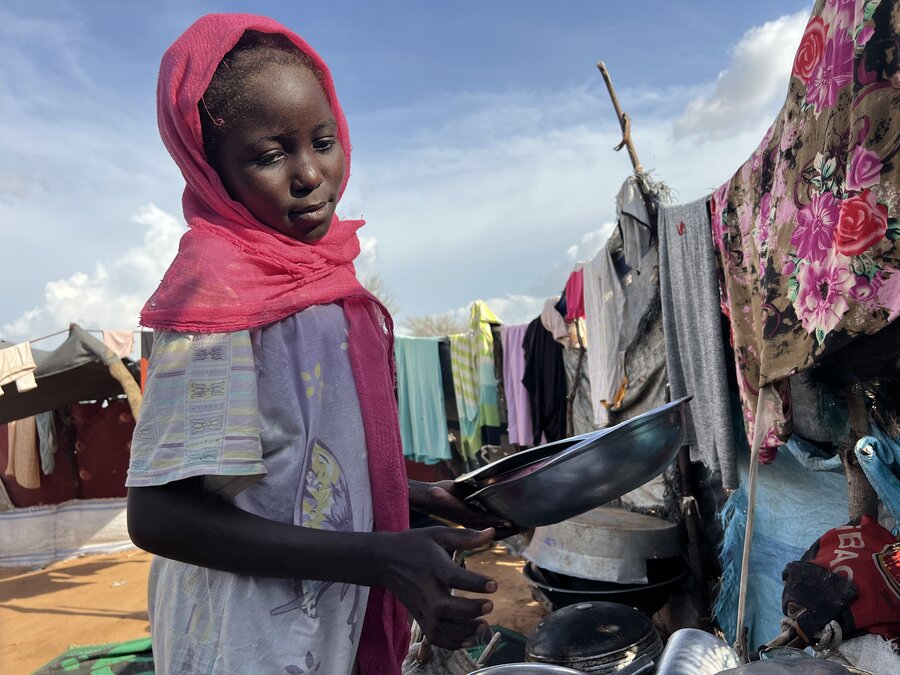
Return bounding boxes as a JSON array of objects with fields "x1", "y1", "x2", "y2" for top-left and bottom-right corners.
[
  {"x1": 2, "y1": 204, "x2": 184, "y2": 342},
  {"x1": 427, "y1": 293, "x2": 547, "y2": 334},
  {"x1": 673, "y1": 11, "x2": 808, "y2": 141},
  {"x1": 567, "y1": 222, "x2": 616, "y2": 264},
  {"x1": 481, "y1": 294, "x2": 548, "y2": 326}
]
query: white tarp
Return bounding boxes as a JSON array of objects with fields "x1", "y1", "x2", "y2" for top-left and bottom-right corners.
[{"x1": 0, "y1": 498, "x2": 133, "y2": 567}]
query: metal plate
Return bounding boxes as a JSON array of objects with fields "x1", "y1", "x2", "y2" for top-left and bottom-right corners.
[
  {"x1": 465, "y1": 397, "x2": 690, "y2": 528},
  {"x1": 455, "y1": 434, "x2": 597, "y2": 488}
]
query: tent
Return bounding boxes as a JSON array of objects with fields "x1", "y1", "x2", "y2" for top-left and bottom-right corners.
[
  {"x1": 0, "y1": 324, "x2": 141, "y2": 567},
  {"x1": 0, "y1": 324, "x2": 140, "y2": 425}
]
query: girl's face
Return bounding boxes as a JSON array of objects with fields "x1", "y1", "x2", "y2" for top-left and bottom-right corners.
[{"x1": 210, "y1": 61, "x2": 345, "y2": 244}]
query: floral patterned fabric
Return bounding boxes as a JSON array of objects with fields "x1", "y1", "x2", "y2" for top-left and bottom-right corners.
[{"x1": 710, "y1": 0, "x2": 900, "y2": 455}]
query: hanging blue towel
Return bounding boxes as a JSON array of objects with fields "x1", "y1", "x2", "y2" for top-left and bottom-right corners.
[
  {"x1": 855, "y1": 423, "x2": 900, "y2": 532},
  {"x1": 394, "y1": 336, "x2": 451, "y2": 465}
]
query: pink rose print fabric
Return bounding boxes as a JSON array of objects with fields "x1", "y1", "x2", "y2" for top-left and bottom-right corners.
[{"x1": 710, "y1": 0, "x2": 899, "y2": 458}]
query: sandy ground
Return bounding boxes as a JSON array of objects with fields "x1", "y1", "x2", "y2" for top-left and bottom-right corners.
[{"x1": 0, "y1": 544, "x2": 544, "y2": 674}]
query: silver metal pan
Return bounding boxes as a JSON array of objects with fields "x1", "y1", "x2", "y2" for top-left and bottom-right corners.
[{"x1": 464, "y1": 397, "x2": 690, "y2": 527}]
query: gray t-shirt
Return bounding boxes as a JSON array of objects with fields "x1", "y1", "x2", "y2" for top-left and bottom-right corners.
[{"x1": 127, "y1": 304, "x2": 372, "y2": 674}]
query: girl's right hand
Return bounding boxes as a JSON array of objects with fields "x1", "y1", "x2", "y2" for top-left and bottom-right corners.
[{"x1": 375, "y1": 526, "x2": 497, "y2": 650}]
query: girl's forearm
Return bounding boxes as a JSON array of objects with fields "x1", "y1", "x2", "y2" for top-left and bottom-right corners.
[{"x1": 127, "y1": 478, "x2": 390, "y2": 586}]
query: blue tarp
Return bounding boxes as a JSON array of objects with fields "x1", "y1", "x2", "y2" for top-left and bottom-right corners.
[{"x1": 715, "y1": 435, "x2": 848, "y2": 649}]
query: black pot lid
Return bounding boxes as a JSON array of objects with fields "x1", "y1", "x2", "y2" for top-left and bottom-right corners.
[{"x1": 526, "y1": 601, "x2": 656, "y2": 662}]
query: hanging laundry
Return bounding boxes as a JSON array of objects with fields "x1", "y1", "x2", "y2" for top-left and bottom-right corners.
[
  {"x1": 583, "y1": 248, "x2": 625, "y2": 427},
  {"x1": 564, "y1": 267, "x2": 586, "y2": 321},
  {"x1": 35, "y1": 411, "x2": 57, "y2": 476},
  {"x1": 583, "y1": 176, "x2": 653, "y2": 426},
  {"x1": 522, "y1": 314, "x2": 567, "y2": 445},
  {"x1": 449, "y1": 301, "x2": 501, "y2": 461},
  {"x1": 0, "y1": 416, "x2": 78, "y2": 508},
  {"x1": 606, "y1": 212, "x2": 667, "y2": 422},
  {"x1": 591, "y1": 202, "x2": 678, "y2": 519},
  {"x1": 562, "y1": 344, "x2": 593, "y2": 437},
  {"x1": 659, "y1": 198, "x2": 738, "y2": 489},
  {"x1": 540, "y1": 297, "x2": 569, "y2": 343},
  {"x1": 500, "y1": 323, "x2": 534, "y2": 446},
  {"x1": 709, "y1": 0, "x2": 900, "y2": 459},
  {"x1": 0, "y1": 341, "x2": 37, "y2": 396},
  {"x1": 7, "y1": 417, "x2": 41, "y2": 489},
  {"x1": 394, "y1": 336, "x2": 451, "y2": 465},
  {"x1": 102, "y1": 330, "x2": 135, "y2": 359}
]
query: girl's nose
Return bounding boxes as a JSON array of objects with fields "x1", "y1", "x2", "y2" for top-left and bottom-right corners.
[{"x1": 290, "y1": 155, "x2": 323, "y2": 192}]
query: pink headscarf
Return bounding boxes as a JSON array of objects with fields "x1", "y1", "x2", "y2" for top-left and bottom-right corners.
[{"x1": 141, "y1": 14, "x2": 409, "y2": 673}]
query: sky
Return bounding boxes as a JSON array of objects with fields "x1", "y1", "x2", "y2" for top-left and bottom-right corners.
[{"x1": 0, "y1": 0, "x2": 815, "y2": 346}]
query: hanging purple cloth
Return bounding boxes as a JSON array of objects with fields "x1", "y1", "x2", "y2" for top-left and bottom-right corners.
[{"x1": 500, "y1": 324, "x2": 534, "y2": 446}]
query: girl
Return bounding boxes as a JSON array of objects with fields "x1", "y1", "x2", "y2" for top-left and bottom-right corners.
[{"x1": 126, "y1": 14, "x2": 507, "y2": 675}]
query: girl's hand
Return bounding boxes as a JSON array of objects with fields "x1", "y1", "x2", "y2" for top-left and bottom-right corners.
[
  {"x1": 375, "y1": 526, "x2": 497, "y2": 650},
  {"x1": 408, "y1": 479, "x2": 524, "y2": 536}
]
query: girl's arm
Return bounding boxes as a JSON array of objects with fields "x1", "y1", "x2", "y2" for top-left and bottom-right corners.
[{"x1": 128, "y1": 478, "x2": 496, "y2": 649}]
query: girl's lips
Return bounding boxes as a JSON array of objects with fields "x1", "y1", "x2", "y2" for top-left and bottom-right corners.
[{"x1": 289, "y1": 203, "x2": 328, "y2": 222}]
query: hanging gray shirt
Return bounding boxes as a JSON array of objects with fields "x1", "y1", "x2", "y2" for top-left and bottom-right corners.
[{"x1": 659, "y1": 199, "x2": 738, "y2": 488}]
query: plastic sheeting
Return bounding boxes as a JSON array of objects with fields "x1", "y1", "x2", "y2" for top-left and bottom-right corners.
[
  {"x1": 715, "y1": 436, "x2": 848, "y2": 650},
  {"x1": 0, "y1": 498, "x2": 132, "y2": 567}
]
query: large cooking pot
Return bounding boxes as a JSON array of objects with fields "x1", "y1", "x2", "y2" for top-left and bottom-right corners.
[
  {"x1": 525, "y1": 507, "x2": 684, "y2": 584},
  {"x1": 461, "y1": 397, "x2": 690, "y2": 527},
  {"x1": 526, "y1": 601, "x2": 663, "y2": 674}
]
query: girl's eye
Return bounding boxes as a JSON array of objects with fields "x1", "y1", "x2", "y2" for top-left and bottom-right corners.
[
  {"x1": 313, "y1": 137, "x2": 337, "y2": 152},
  {"x1": 255, "y1": 151, "x2": 286, "y2": 166}
]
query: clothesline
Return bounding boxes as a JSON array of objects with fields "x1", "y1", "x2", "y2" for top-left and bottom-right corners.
[{"x1": 9, "y1": 327, "x2": 149, "y2": 347}]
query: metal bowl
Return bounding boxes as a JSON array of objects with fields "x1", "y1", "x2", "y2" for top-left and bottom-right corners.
[
  {"x1": 523, "y1": 559, "x2": 688, "y2": 616},
  {"x1": 465, "y1": 397, "x2": 689, "y2": 527}
]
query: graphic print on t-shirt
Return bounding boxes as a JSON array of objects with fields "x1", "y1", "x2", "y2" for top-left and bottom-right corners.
[{"x1": 270, "y1": 438, "x2": 362, "y2": 643}]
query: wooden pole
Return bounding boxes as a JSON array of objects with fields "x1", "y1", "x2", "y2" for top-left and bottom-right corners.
[
  {"x1": 566, "y1": 320, "x2": 586, "y2": 436},
  {"x1": 735, "y1": 388, "x2": 771, "y2": 662},
  {"x1": 597, "y1": 61, "x2": 644, "y2": 174},
  {"x1": 844, "y1": 379, "x2": 879, "y2": 520},
  {"x1": 675, "y1": 445, "x2": 712, "y2": 630}
]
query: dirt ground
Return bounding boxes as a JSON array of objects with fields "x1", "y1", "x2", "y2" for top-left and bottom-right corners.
[{"x1": 0, "y1": 544, "x2": 544, "y2": 674}]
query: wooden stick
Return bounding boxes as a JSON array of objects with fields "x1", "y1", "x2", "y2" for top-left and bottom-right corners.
[
  {"x1": 844, "y1": 379, "x2": 878, "y2": 520},
  {"x1": 597, "y1": 61, "x2": 643, "y2": 173},
  {"x1": 735, "y1": 389, "x2": 771, "y2": 662},
  {"x1": 475, "y1": 631, "x2": 503, "y2": 666},
  {"x1": 596, "y1": 60, "x2": 659, "y2": 229},
  {"x1": 566, "y1": 320, "x2": 586, "y2": 436}
]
